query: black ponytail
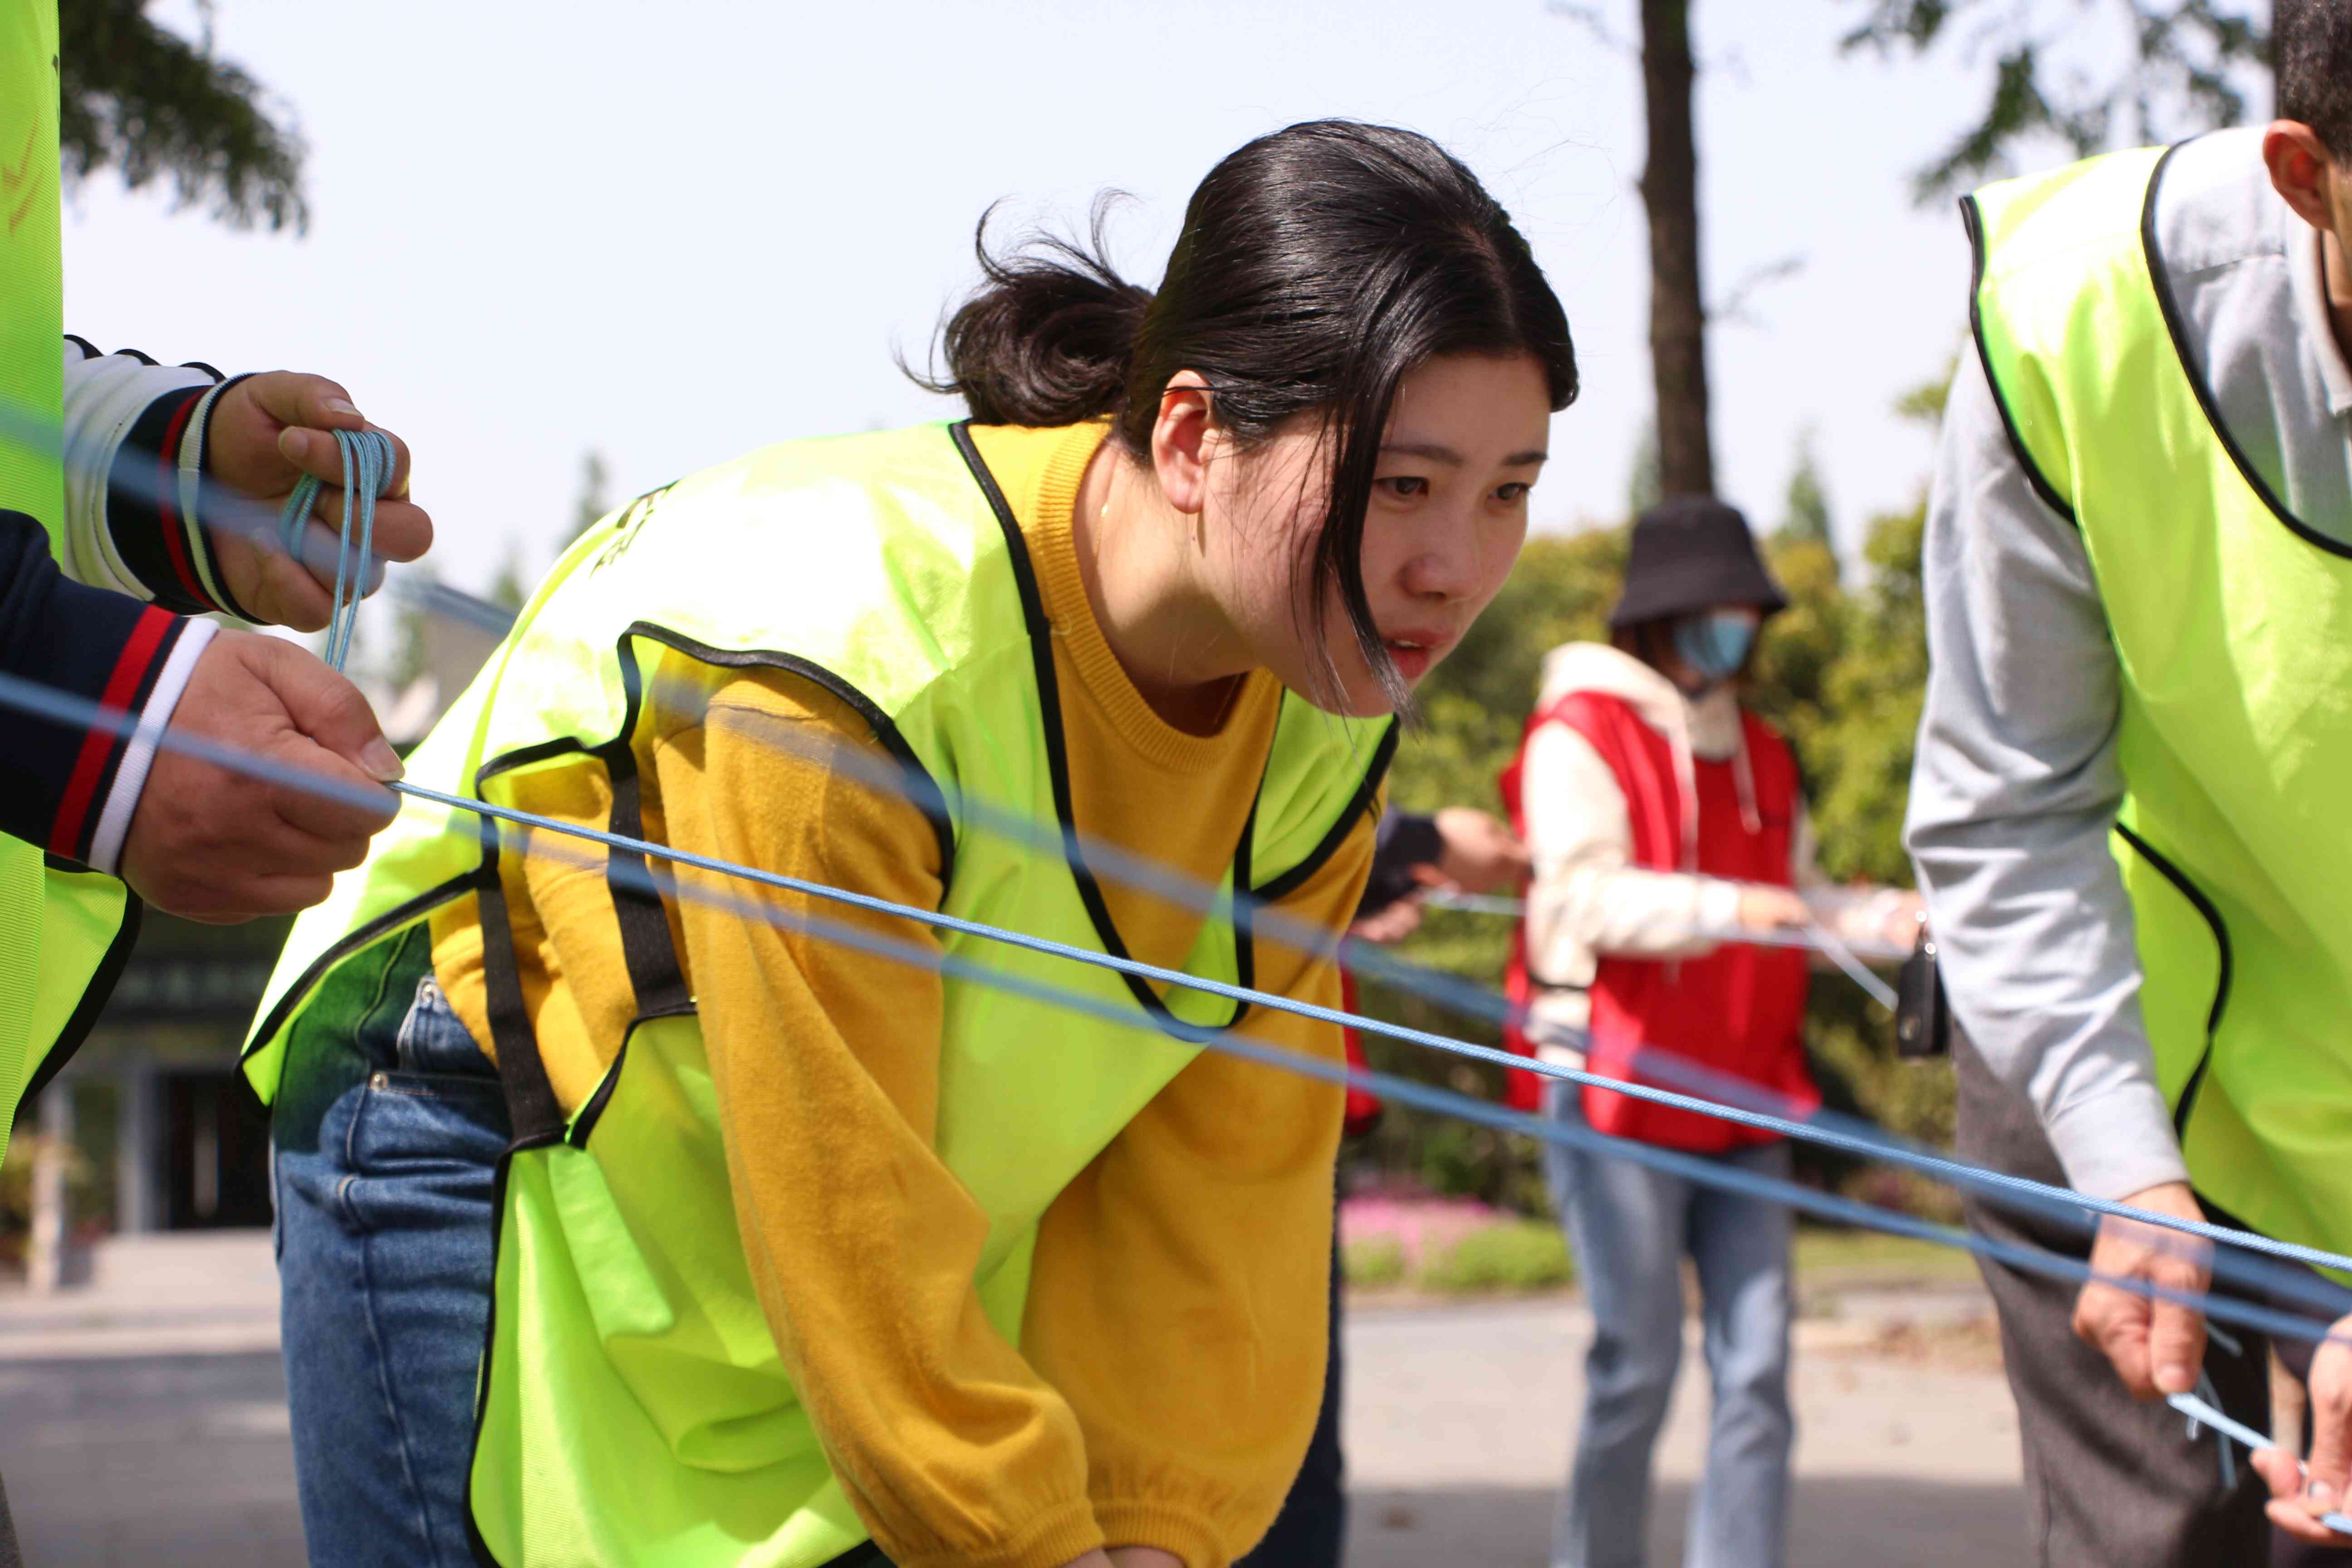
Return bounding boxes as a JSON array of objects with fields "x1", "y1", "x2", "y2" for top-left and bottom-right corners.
[
  {"x1": 915, "y1": 120, "x2": 1578, "y2": 712},
  {"x1": 912, "y1": 194, "x2": 1152, "y2": 427}
]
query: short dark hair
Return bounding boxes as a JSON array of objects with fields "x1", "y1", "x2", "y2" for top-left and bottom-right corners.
[
  {"x1": 914, "y1": 120, "x2": 1578, "y2": 711},
  {"x1": 2277, "y1": 0, "x2": 2352, "y2": 163}
]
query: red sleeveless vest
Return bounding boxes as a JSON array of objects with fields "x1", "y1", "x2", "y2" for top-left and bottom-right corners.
[{"x1": 1498, "y1": 690, "x2": 1815, "y2": 1152}]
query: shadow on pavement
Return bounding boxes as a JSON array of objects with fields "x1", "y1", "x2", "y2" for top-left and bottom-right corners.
[{"x1": 1347, "y1": 1476, "x2": 2026, "y2": 1567}]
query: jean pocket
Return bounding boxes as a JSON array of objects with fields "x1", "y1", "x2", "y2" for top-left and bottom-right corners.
[
  {"x1": 395, "y1": 975, "x2": 498, "y2": 1080},
  {"x1": 347, "y1": 1067, "x2": 511, "y2": 1178}
]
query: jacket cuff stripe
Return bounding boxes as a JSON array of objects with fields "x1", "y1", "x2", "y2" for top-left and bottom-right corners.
[
  {"x1": 47, "y1": 607, "x2": 181, "y2": 862},
  {"x1": 149, "y1": 392, "x2": 213, "y2": 612},
  {"x1": 188, "y1": 374, "x2": 260, "y2": 622},
  {"x1": 86, "y1": 617, "x2": 216, "y2": 875},
  {"x1": 107, "y1": 387, "x2": 213, "y2": 613}
]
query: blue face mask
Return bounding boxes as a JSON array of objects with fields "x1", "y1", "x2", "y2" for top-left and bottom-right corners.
[{"x1": 1671, "y1": 610, "x2": 1758, "y2": 684}]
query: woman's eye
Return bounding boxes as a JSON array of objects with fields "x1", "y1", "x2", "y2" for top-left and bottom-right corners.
[
  {"x1": 1495, "y1": 482, "x2": 1532, "y2": 502},
  {"x1": 1379, "y1": 475, "x2": 1430, "y2": 499}
]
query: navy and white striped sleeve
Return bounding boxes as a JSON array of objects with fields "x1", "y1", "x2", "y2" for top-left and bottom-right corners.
[
  {"x1": 60, "y1": 338, "x2": 259, "y2": 620},
  {"x1": 0, "y1": 507, "x2": 215, "y2": 874}
]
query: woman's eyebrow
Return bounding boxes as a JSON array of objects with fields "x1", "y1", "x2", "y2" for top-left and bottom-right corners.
[{"x1": 1381, "y1": 441, "x2": 1550, "y2": 467}]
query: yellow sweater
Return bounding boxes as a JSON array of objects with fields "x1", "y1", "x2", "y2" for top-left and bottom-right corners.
[{"x1": 429, "y1": 422, "x2": 1377, "y2": 1568}]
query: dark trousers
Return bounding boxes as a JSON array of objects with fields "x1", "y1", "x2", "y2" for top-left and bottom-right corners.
[
  {"x1": 1237, "y1": 1207, "x2": 1347, "y2": 1568},
  {"x1": 1955, "y1": 1029, "x2": 2352, "y2": 1567}
]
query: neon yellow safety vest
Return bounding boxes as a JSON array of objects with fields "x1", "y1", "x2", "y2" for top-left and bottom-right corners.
[
  {"x1": 1969, "y1": 142, "x2": 2352, "y2": 1275},
  {"x1": 0, "y1": 0, "x2": 138, "y2": 1168},
  {"x1": 247, "y1": 420, "x2": 1394, "y2": 1567}
]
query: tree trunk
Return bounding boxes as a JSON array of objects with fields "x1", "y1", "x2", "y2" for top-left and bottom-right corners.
[{"x1": 1639, "y1": 0, "x2": 1714, "y2": 500}]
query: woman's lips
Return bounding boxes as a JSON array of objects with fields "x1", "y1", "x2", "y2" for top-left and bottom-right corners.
[{"x1": 1381, "y1": 628, "x2": 1454, "y2": 681}]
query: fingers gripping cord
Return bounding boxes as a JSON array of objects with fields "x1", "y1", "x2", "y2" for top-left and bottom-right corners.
[{"x1": 278, "y1": 426, "x2": 396, "y2": 671}]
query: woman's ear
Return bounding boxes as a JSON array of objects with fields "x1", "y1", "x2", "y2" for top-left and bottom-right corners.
[{"x1": 1150, "y1": 372, "x2": 1216, "y2": 515}]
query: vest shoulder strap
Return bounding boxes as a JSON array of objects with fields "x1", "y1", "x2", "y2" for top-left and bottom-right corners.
[{"x1": 1965, "y1": 144, "x2": 2172, "y2": 520}]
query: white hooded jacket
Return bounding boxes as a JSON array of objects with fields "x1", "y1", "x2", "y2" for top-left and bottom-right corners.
[{"x1": 1519, "y1": 642, "x2": 1906, "y2": 1060}]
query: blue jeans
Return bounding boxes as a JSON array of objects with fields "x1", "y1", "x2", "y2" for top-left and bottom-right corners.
[
  {"x1": 1542, "y1": 1079, "x2": 1794, "y2": 1568},
  {"x1": 273, "y1": 927, "x2": 508, "y2": 1568}
]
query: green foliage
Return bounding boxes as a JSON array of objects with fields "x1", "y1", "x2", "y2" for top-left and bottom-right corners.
[
  {"x1": 383, "y1": 568, "x2": 434, "y2": 687},
  {"x1": 1627, "y1": 419, "x2": 1663, "y2": 518},
  {"x1": 1841, "y1": 0, "x2": 2267, "y2": 205},
  {"x1": 1417, "y1": 1220, "x2": 1576, "y2": 1294},
  {"x1": 487, "y1": 548, "x2": 530, "y2": 612},
  {"x1": 1358, "y1": 388, "x2": 1957, "y2": 1213},
  {"x1": 565, "y1": 450, "x2": 612, "y2": 549},
  {"x1": 1340, "y1": 1234, "x2": 1408, "y2": 1289},
  {"x1": 60, "y1": 0, "x2": 308, "y2": 232},
  {"x1": 1779, "y1": 431, "x2": 1832, "y2": 547}
]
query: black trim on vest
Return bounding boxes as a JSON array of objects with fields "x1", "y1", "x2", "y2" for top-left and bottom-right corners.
[
  {"x1": 566, "y1": 1035, "x2": 629, "y2": 1149},
  {"x1": 948, "y1": 419, "x2": 1257, "y2": 1037},
  {"x1": 1252, "y1": 722, "x2": 1399, "y2": 906},
  {"x1": 2138, "y1": 140, "x2": 2352, "y2": 561},
  {"x1": 1960, "y1": 192, "x2": 2081, "y2": 529},
  {"x1": 618, "y1": 621, "x2": 957, "y2": 893},
  {"x1": 606, "y1": 636, "x2": 692, "y2": 1020},
  {"x1": 2112, "y1": 820, "x2": 2231, "y2": 1138},
  {"x1": 241, "y1": 872, "x2": 477, "y2": 1068},
  {"x1": 20, "y1": 887, "x2": 142, "y2": 1108},
  {"x1": 468, "y1": 809, "x2": 568, "y2": 1147}
]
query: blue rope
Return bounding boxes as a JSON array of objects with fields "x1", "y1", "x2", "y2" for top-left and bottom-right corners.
[
  {"x1": 3, "y1": 654, "x2": 2351, "y2": 1380},
  {"x1": 2168, "y1": 1389, "x2": 2352, "y2": 1530},
  {"x1": 5, "y1": 633, "x2": 2350, "y2": 1311},
  {"x1": 14, "y1": 397, "x2": 2340, "y2": 1294},
  {"x1": 629, "y1": 681, "x2": 2352, "y2": 1308},
  {"x1": 277, "y1": 427, "x2": 396, "y2": 671},
  {"x1": 12, "y1": 391, "x2": 2352, "y2": 1529}
]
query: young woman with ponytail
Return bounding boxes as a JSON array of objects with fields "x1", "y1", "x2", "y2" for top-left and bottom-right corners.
[{"x1": 258, "y1": 120, "x2": 1575, "y2": 1568}]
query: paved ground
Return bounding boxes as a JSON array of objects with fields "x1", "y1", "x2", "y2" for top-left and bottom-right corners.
[
  {"x1": 0, "y1": 1233, "x2": 2030, "y2": 1566},
  {"x1": 1343, "y1": 1297, "x2": 2023, "y2": 1566},
  {"x1": 0, "y1": 1352, "x2": 300, "y2": 1566}
]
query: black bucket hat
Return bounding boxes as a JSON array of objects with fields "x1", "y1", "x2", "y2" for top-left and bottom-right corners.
[{"x1": 1607, "y1": 495, "x2": 1788, "y2": 630}]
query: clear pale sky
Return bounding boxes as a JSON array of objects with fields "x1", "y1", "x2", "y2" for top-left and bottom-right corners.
[{"x1": 58, "y1": 0, "x2": 2266, "y2": 642}]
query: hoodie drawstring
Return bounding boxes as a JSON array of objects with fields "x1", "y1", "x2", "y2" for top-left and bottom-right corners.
[{"x1": 1732, "y1": 724, "x2": 1762, "y2": 837}]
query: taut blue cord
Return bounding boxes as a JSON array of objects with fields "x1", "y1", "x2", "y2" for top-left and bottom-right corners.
[
  {"x1": 14, "y1": 393, "x2": 2345, "y2": 1296},
  {"x1": 668, "y1": 692, "x2": 2352, "y2": 1301},
  {"x1": 277, "y1": 427, "x2": 396, "y2": 671},
  {"x1": 2, "y1": 655, "x2": 2351, "y2": 1375}
]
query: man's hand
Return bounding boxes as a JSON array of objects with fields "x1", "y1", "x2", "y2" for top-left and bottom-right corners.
[
  {"x1": 118, "y1": 630, "x2": 402, "y2": 921},
  {"x1": 1349, "y1": 896, "x2": 1424, "y2": 946},
  {"x1": 1879, "y1": 889, "x2": 1927, "y2": 949},
  {"x1": 202, "y1": 372, "x2": 430, "y2": 631},
  {"x1": 1735, "y1": 884, "x2": 1810, "y2": 933},
  {"x1": 2072, "y1": 1180, "x2": 2212, "y2": 1399},
  {"x1": 2255, "y1": 1312, "x2": 2352, "y2": 1546},
  {"x1": 1425, "y1": 807, "x2": 1528, "y2": 895}
]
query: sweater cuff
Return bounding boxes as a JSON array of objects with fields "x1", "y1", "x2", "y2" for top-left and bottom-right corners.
[
  {"x1": 2042, "y1": 1078, "x2": 2192, "y2": 1203},
  {"x1": 1093, "y1": 1499, "x2": 1227, "y2": 1568},
  {"x1": 892, "y1": 1497, "x2": 1102, "y2": 1568}
]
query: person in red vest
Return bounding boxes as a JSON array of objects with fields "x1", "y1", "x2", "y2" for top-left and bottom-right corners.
[{"x1": 1498, "y1": 497, "x2": 1916, "y2": 1568}]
